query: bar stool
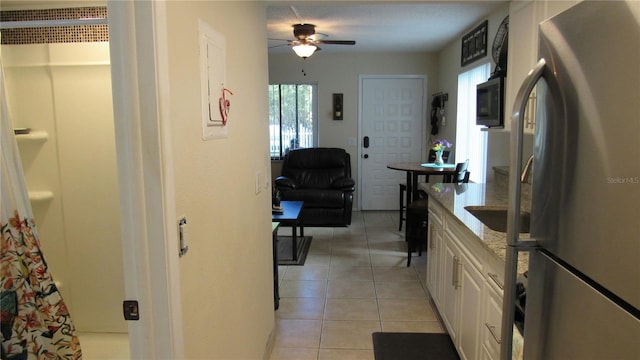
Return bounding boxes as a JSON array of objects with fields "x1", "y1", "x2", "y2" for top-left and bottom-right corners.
[
  {"x1": 405, "y1": 198, "x2": 429, "y2": 267},
  {"x1": 404, "y1": 160, "x2": 470, "y2": 267},
  {"x1": 398, "y1": 150, "x2": 451, "y2": 231}
]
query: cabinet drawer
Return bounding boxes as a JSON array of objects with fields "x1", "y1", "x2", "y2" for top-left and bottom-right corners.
[
  {"x1": 485, "y1": 252, "x2": 505, "y2": 292},
  {"x1": 482, "y1": 284, "x2": 503, "y2": 358}
]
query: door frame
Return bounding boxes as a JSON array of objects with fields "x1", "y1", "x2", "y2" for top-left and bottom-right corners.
[
  {"x1": 108, "y1": 0, "x2": 183, "y2": 358},
  {"x1": 357, "y1": 74, "x2": 427, "y2": 211}
]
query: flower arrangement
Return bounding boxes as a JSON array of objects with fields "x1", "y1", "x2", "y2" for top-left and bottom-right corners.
[
  {"x1": 432, "y1": 139, "x2": 452, "y2": 165},
  {"x1": 432, "y1": 139, "x2": 452, "y2": 152}
]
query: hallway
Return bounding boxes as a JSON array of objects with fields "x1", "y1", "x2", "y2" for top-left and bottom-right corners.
[{"x1": 270, "y1": 210, "x2": 444, "y2": 359}]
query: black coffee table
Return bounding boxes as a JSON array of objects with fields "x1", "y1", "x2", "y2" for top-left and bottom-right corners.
[{"x1": 272, "y1": 200, "x2": 304, "y2": 261}]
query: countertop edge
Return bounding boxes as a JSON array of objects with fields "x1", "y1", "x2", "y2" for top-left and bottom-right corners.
[{"x1": 420, "y1": 182, "x2": 530, "y2": 274}]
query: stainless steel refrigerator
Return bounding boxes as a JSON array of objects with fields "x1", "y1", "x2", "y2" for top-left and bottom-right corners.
[{"x1": 502, "y1": 1, "x2": 640, "y2": 359}]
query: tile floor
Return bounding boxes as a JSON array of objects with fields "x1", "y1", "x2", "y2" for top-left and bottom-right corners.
[
  {"x1": 77, "y1": 332, "x2": 130, "y2": 359},
  {"x1": 269, "y1": 210, "x2": 445, "y2": 360}
]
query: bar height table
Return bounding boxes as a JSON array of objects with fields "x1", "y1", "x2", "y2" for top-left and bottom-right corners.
[{"x1": 387, "y1": 162, "x2": 457, "y2": 203}]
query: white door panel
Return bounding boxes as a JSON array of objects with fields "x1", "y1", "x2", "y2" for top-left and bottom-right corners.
[{"x1": 360, "y1": 76, "x2": 424, "y2": 210}]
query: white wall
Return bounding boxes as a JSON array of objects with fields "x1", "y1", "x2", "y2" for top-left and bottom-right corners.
[
  {"x1": 163, "y1": 1, "x2": 275, "y2": 358},
  {"x1": 4, "y1": 43, "x2": 126, "y2": 332},
  {"x1": 269, "y1": 51, "x2": 438, "y2": 205}
]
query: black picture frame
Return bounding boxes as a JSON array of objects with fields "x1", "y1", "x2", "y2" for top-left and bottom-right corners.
[
  {"x1": 333, "y1": 93, "x2": 343, "y2": 120},
  {"x1": 461, "y1": 20, "x2": 488, "y2": 67}
]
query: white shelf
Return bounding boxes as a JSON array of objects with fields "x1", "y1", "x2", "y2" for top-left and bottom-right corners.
[
  {"x1": 16, "y1": 130, "x2": 49, "y2": 142},
  {"x1": 28, "y1": 191, "x2": 54, "y2": 202},
  {"x1": 480, "y1": 127, "x2": 506, "y2": 132}
]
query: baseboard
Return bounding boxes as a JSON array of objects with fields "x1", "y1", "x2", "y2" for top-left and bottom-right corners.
[{"x1": 262, "y1": 323, "x2": 277, "y2": 360}]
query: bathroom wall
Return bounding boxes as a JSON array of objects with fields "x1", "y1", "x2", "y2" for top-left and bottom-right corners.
[{"x1": 4, "y1": 42, "x2": 126, "y2": 333}]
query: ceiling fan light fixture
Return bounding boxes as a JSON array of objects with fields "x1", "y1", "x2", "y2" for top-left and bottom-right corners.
[{"x1": 292, "y1": 43, "x2": 317, "y2": 58}]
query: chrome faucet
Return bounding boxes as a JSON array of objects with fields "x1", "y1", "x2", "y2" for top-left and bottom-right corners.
[{"x1": 521, "y1": 155, "x2": 534, "y2": 183}]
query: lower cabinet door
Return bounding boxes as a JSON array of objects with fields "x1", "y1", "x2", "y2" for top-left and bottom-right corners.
[
  {"x1": 426, "y1": 215, "x2": 442, "y2": 306},
  {"x1": 457, "y1": 251, "x2": 484, "y2": 360},
  {"x1": 441, "y1": 233, "x2": 460, "y2": 342}
]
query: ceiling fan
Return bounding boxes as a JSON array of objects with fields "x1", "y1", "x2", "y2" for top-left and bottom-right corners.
[{"x1": 271, "y1": 23, "x2": 356, "y2": 58}]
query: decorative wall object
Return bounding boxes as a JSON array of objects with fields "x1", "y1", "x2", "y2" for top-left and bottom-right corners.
[
  {"x1": 461, "y1": 20, "x2": 488, "y2": 67},
  {"x1": 333, "y1": 93, "x2": 343, "y2": 120},
  {"x1": 199, "y1": 19, "x2": 228, "y2": 140}
]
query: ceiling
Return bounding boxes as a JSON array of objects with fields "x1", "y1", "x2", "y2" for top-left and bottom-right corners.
[
  {"x1": 2, "y1": 0, "x2": 507, "y2": 55},
  {"x1": 267, "y1": 1, "x2": 507, "y2": 55}
]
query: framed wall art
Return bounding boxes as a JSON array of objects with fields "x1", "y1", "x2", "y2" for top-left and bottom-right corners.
[{"x1": 461, "y1": 20, "x2": 488, "y2": 67}]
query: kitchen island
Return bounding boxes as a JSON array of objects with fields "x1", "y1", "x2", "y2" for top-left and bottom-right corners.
[
  {"x1": 419, "y1": 181, "x2": 528, "y2": 360},
  {"x1": 419, "y1": 181, "x2": 530, "y2": 274}
]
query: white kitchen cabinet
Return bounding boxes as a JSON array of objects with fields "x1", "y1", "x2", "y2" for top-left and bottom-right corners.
[
  {"x1": 430, "y1": 208, "x2": 486, "y2": 360},
  {"x1": 427, "y1": 198, "x2": 512, "y2": 360},
  {"x1": 481, "y1": 280, "x2": 504, "y2": 359},
  {"x1": 505, "y1": 0, "x2": 579, "y2": 134},
  {"x1": 441, "y1": 234, "x2": 460, "y2": 343},
  {"x1": 445, "y1": 219, "x2": 485, "y2": 360},
  {"x1": 426, "y1": 203, "x2": 444, "y2": 308},
  {"x1": 505, "y1": 0, "x2": 538, "y2": 134},
  {"x1": 458, "y1": 249, "x2": 484, "y2": 360}
]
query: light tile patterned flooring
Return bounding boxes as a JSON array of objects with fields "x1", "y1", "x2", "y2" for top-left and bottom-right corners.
[{"x1": 269, "y1": 211, "x2": 445, "y2": 360}]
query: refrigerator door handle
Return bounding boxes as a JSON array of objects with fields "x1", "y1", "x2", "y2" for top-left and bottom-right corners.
[
  {"x1": 501, "y1": 58, "x2": 547, "y2": 360},
  {"x1": 508, "y1": 58, "x2": 546, "y2": 245}
]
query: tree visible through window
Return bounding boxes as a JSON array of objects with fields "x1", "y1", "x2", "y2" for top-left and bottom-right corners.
[{"x1": 269, "y1": 84, "x2": 317, "y2": 159}]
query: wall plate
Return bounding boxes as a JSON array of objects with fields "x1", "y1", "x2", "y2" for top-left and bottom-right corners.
[{"x1": 199, "y1": 19, "x2": 227, "y2": 140}]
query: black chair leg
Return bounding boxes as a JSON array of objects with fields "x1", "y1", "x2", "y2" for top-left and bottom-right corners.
[
  {"x1": 407, "y1": 238, "x2": 413, "y2": 267},
  {"x1": 399, "y1": 183, "x2": 406, "y2": 231}
]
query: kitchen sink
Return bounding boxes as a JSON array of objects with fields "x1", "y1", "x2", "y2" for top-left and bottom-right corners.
[{"x1": 464, "y1": 206, "x2": 531, "y2": 233}]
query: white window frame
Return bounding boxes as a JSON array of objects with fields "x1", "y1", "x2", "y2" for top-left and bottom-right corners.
[
  {"x1": 455, "y1": 63, "x2": 492, "y2": 183},
  {"x1": 268, "y1": 83, "x2": 318, "y2": 159}
]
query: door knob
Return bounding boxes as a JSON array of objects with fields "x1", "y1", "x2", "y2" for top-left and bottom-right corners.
[{"x1": 363, "y1": 136, "x2": 370, "y2": 148}]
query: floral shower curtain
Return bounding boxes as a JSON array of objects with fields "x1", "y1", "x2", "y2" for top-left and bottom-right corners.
[{"x1": 1, "y1": 56, "x2": 82, "y2": 359}]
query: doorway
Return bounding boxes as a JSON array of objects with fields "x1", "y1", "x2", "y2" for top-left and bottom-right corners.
[
  {"x1": 359, "y1": 75, "x2": 426, "y2": 210},
  {"x1": 3, "y1": 40, "x2": 129, "y2": 359}
]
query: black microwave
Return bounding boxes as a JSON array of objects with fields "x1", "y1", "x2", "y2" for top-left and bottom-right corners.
[{"x1": 476, "y1": 76, "x2": 504, "y2": 127}]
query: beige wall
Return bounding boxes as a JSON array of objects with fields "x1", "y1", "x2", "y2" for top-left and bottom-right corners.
[
  {"x1": 269, "y1": 51, "x2": 438, "y2": 206},
  {"x1": 164, "y1": 1, "x2": 275, "y2": 358},
  {"x1": 435, "y1": 4, "x2": 512, "y2": 183},
  {"x1": 269, "y1": 4, "x2": 516, "y2": 191}
]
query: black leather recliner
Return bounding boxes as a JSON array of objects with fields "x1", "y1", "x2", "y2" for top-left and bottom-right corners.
[{"x1": 275, "y1": 148, "x2": 355, "y2": 227}]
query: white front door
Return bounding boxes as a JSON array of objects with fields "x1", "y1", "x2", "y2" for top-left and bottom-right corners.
[{"x1": 359, "y1": 76, "x2": 425, "y2": 210}]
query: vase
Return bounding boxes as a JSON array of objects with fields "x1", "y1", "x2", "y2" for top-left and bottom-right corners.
[{"x1": 434, "y1": 151, "x2": 444, "y2": 165}]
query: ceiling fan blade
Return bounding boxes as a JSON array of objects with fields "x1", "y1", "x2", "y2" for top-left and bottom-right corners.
[
  {"x1": 268, "y1": 43, "x2": 291, "y2": 49},
  {"x1": 268, "y1": 38, "x2": 294, "y2": 42},
  {"x1": 316, "y1": 40, "x2": 356, "y2": 45}
]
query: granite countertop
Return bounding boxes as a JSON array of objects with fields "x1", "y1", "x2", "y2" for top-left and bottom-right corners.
[{"x1": 420, "y1": 181, "x2": 530, "y2": 274}]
